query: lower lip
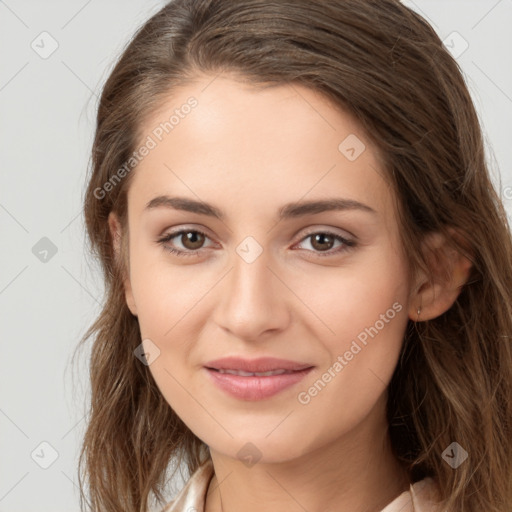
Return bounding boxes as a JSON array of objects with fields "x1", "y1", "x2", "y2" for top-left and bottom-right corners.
[{"x1": 204, "y1": 367, "x2": 314, "y2": 401}]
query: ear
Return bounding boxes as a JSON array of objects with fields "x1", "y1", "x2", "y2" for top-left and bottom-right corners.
[
  {"x1": 408, "y1": 228, "x2": 473, "y2": 322},
  {"x1": 108, "y1": 211, "x2": 138, "y2": 317}
]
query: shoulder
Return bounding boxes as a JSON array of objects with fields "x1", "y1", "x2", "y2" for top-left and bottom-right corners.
[
  {"x1": 381, "y1": 477, "x2": 445, "y2": 512},
  {"x1": 159, "y1": 458, "x2": 214, "y2": 512},
  {"x1": 411, "y1": 477, "x2": 446, "y2": 512}
]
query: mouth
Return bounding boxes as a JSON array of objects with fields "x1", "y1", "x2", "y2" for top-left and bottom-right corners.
[{"x1": 203, "y1": 358, "x2": 315, "y2": 401}]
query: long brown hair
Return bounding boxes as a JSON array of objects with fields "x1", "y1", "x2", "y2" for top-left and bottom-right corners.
[{"x1": 75, "y1": 1, "x2": 512, "y2": 510}]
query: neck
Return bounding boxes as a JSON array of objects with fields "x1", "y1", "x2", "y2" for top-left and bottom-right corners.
[{"x1": 205, "y1": 395, "x2": 410, "y2": 512}]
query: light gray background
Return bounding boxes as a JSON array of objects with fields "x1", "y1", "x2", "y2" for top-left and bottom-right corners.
[{"x1": 1, "y1": 1, "x2": 511, "y2": 511}]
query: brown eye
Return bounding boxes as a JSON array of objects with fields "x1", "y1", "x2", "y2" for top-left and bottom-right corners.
[
  {"x1": 157, "y1": 228, "x2": 213, "y2": 258},
  {"x1": 294, "y1": 230, "x2": 356, "y2": 258},
  {"x1": 310, "y1": 233, "x2": 335, "y2": 252},
  {"x1": 179, "y1": 231, "x2": 206, "y2": 250}
]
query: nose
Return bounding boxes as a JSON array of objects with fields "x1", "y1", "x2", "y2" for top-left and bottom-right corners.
[{"x1": 212, "y1": 248, "x2": 291, "y2": 342}]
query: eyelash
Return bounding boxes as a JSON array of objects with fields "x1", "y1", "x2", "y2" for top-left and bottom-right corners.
[{"x1": 156, "y1": 228, "x2": 356, "y2": 258}]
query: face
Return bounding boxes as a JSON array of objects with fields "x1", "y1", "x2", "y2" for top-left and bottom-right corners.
[{"x1": 113, "y1": 73, "x2": 415, "y2": 463}]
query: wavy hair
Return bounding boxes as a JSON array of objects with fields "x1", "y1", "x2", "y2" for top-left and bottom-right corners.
[{"x1": 75, "y1": 1, "x2": 512, "y2": 511}]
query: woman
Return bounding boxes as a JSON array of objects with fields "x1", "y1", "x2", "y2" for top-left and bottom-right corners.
[{"x1": 76, "y1": 1, "x2": 512, "y2": 511}]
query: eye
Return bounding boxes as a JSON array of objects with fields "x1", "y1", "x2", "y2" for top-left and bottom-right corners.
[
  {"x1": 157, "y1": 228, "x2": 214, "y2": 258},
  {"x1": 293, "y1": 230, "x2": 356, "y2": 257}
]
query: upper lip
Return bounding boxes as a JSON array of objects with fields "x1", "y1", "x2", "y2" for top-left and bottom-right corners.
[{"x1": 204, "y1": 356, "x2": 314, "y2": 373}]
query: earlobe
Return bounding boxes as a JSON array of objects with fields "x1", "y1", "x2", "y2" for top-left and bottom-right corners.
[
  {"x1": 107, "y1": 212, "x2": 138, "y2": 317},
  {"x1": 408, "y1": 229, "x2": 473, "y2": 322}
]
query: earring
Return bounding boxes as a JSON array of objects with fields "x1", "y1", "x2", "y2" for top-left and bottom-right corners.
[{"x1": 417, "y1": 306, "x2": 422, "y2": 320}]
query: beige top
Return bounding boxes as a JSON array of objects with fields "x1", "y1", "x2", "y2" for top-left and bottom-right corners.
[{"x1": 161, "y1": 459, "x2": 444, "y2": 512}]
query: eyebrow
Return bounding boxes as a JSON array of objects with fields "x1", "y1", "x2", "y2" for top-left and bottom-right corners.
[{"x1": 143, "y1": 195, "x2": 377, "y2": 220}]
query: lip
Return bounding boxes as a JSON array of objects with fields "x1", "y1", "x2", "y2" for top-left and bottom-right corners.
[
  {"x1": 204, "y1": 356, "x2": 313, "y2": 373},
  {"x1": 203, "y1": 357, "x2": 314, "y2": 401}
]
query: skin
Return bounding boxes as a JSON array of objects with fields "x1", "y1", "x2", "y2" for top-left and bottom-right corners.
[{"x1": 109, "y1": 72, "x2": 472, "y2": 512}]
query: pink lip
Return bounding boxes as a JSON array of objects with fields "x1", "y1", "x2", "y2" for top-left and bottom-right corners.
[{"x1": 203, "y1": 357, "x2": 314, "y2": 401}]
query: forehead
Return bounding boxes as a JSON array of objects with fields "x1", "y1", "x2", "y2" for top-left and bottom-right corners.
[{"x1": 128, "y1": 73, "x2": 392, "y2": 222}]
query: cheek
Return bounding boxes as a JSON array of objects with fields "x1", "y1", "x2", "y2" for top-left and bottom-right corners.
[
  {"x1": 294, "y1": 293, "x2": 407, "y2": 416},
  {"x1": 295, "y1": 240, "x2": 410, "y2": 350},
  {"x1": 295, "y1": 298, "x2": 408, "y2": 443},
  {"x1": 295, "y1": 248, "x2": 409, "y2": 417},
  {"x1": 128, "y1": 250, "x2": 205, "y2": 415},
  {"x1": 128, "y1": 245, "x2": 208, "y2": 337}
]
